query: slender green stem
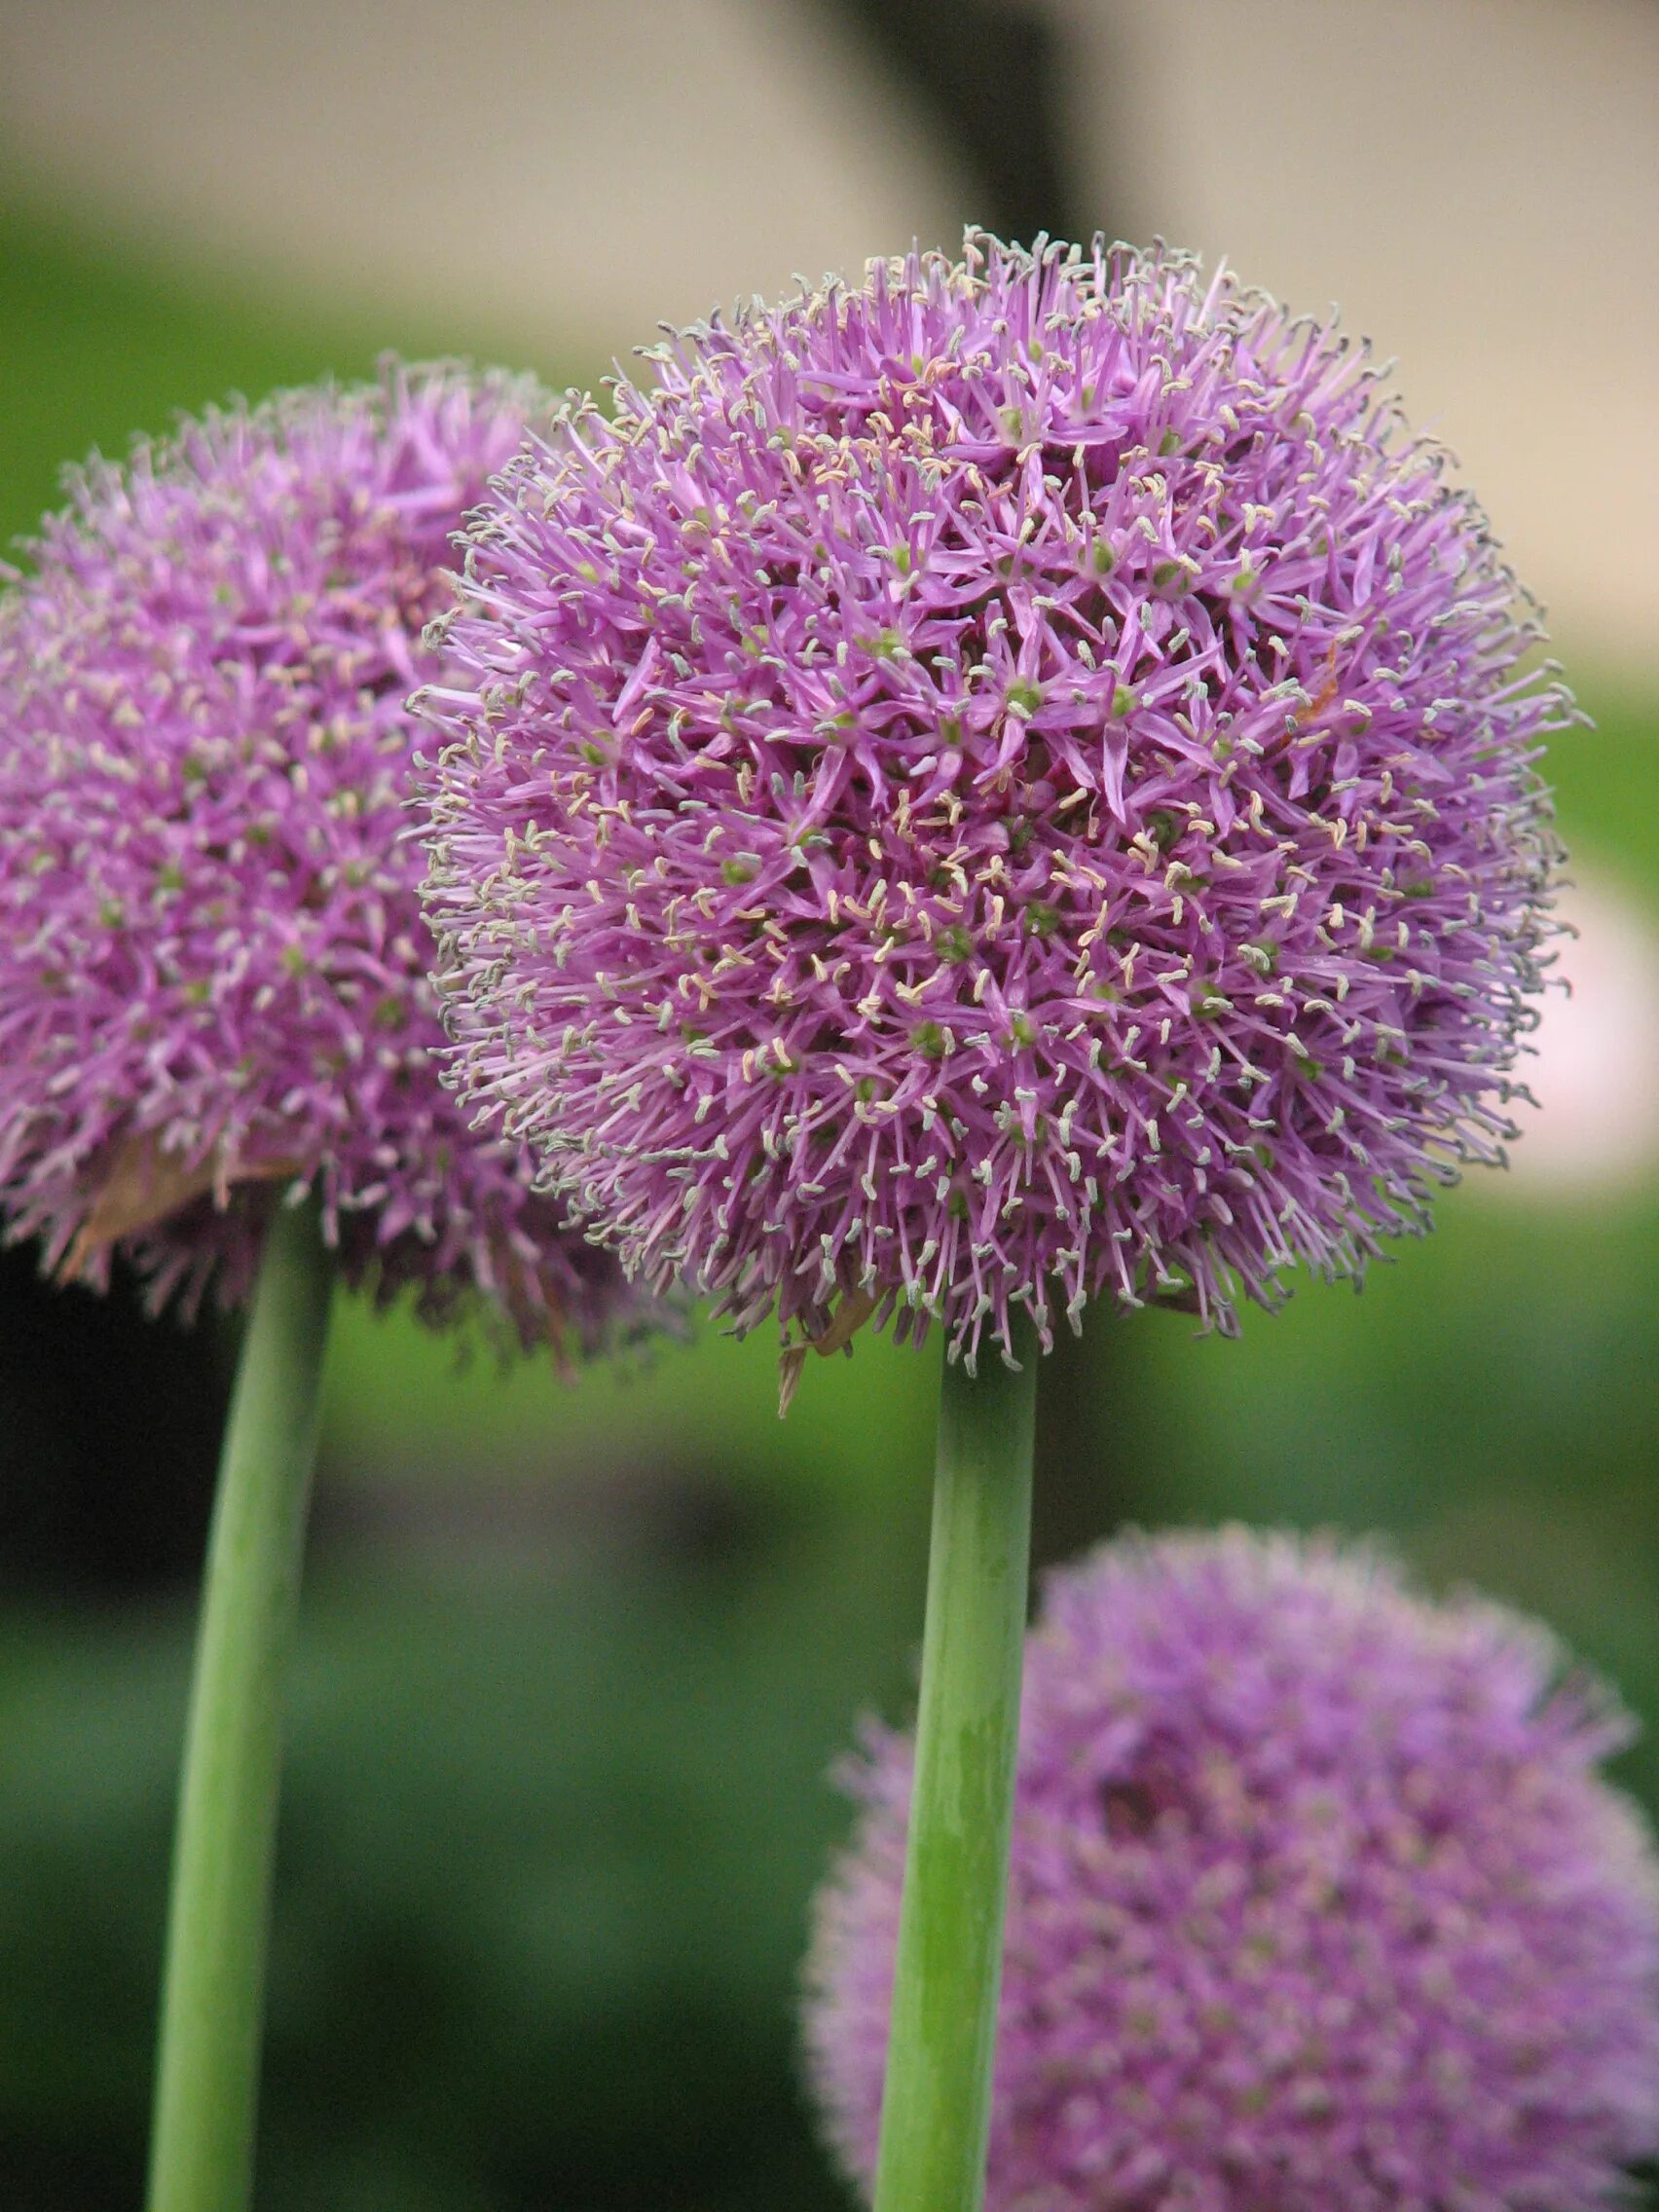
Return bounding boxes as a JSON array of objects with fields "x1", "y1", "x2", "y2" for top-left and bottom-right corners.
[
  {"x1": 146, "y1": 1197, "x2": 333, "y2": 2212},
  {"x1": 872, "y1": 1315, "x2": 1039, "y2": 2212}
]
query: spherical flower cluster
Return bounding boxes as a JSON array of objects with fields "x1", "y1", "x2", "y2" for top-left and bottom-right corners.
[
  {"x1": 803, "y1": 1529, "x2": 1659, "y2": 2212},
  {"x1": 420, "y1": 235, "x2": 1563, "y2": 1368},
  {"x1": 0, "y1": 361, "x2": 650, "y2": 1353}
]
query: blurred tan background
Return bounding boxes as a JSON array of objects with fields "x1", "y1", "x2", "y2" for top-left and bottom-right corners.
[{"x1": 2, "y1": 0, "x2": 1654, "y2": 678}]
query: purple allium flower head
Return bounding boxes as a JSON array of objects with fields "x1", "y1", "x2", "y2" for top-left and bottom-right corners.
[
  {"x1": 0, "y1": 361, "x2": 655, "y2": 1354},
  {"x1": 803, "y1": 1530, "x2": 1659, "y2": 2212},
  {"x1": 420, "y1": 238, "x2": 1564, "y2": 1367}
]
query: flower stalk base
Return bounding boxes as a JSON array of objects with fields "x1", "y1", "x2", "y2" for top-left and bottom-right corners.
[
  {"x1": 871, "y1": 1318, "x2": 1038, "y2": 2212},
  {"x1": 145, "y1": 1196, "x2": 332, "y2": 2212}
]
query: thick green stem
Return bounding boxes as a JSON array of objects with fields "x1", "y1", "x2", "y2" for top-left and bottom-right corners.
[
  {"x1": 146, "y1": 1197, "x2": 333, "y2": 2212},
  {"x1": 872, "y1": 1316, "x2": 1039, "y2": 2212}
]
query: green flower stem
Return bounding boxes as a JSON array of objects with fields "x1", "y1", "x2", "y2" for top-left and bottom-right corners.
[
  {"x1": 146, "y1": 1196, "x2": 333, "y2": 2212},
  {"x1": 872, "y1": 1315, "x2": 1039, "y2": 2212}
]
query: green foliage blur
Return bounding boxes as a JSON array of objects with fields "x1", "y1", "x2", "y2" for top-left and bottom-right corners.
[{"x1": 2, "y1": 184, "x2": 1657, "y2": 2211}]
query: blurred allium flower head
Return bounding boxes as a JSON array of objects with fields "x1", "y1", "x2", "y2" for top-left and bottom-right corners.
[
  {"x1": 804, "y1": 1529, "x2": 1659, "y2": 2212},
  {"x1": 421, "y1": 236, "x2": 1564, "y2": 1368},
  {"x1": 0, "y1": 361, "x2": 652, "y2": 1352}
]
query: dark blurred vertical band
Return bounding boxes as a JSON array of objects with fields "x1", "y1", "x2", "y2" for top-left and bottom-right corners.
[
  {"x1": 819, "y1": 0, "x2": 1129, "y2": 1579},
  {"x1": 0, "y1": 1245, "x2": 227, "y2": 1595},
  {"x1": 820, "y1": 0, "x2": 1088, "y2": 247}
]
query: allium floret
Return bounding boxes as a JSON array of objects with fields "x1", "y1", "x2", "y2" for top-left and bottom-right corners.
[
  {"x1": 803, "y1": 1529, "x2": 1659, "y2": 2212},
  {"x1": 0, "y1": 361, "x2": 650, "y2": 1352},
  {"x1": 421, "y1": 237, "x2": 1563, "y2": 1366}
]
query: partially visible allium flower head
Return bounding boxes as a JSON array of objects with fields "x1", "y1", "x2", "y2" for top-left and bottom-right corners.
[
  {"x1": 803, "y1": 1530, "x2": 1659, "y2": 2211},
  {"x1": 0, "y1": 361, "x2": 654, "y2": 1353},
  {"x1": 421, "y1": 235, "x2": 1564, "y2": 1368}
]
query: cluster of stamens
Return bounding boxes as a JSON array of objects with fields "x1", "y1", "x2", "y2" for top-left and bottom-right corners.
[{"x1": 422, "y1": 236, "x2": 1562, "y2": 1365}]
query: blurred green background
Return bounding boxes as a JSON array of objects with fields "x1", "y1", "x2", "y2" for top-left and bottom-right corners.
[{"x1": 1, "y1": 6, "x2": 1657, "y2": 2201}]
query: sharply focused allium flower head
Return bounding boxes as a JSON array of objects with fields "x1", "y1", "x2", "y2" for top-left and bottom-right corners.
[
  {"x1": 421, "y1": 237, "x2": 1564, "y2": 1366},
  {"x1": 0, "y1": 361, "x2": 652, "y2": 1352},
  {"x1": 804, "y1": 1530, "x2": 1659, "y2": 2212}
]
